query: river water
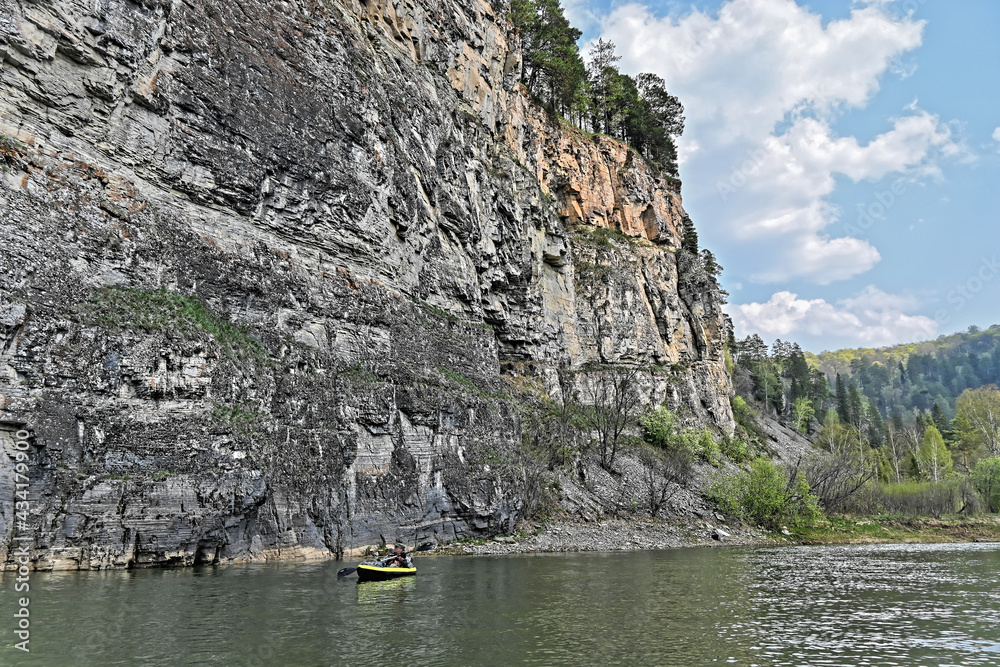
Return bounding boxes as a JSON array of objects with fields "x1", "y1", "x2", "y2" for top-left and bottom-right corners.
[{"x1": 3, "y1": 542, "x2": 1000, "y2": 665}]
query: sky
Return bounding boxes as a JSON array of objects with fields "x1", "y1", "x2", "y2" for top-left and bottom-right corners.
[{"x1": 565, "y1": 0, "x2": 1000, "y2": 352}]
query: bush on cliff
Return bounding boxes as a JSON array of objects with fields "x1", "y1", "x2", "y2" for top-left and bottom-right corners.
[{"x1": 641, "y1": 406, "x2": 748, "y2": 466}]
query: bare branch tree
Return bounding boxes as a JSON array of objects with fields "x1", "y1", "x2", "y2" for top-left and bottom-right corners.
[
  {"x1": 579, "y1": 365, "x2": 641, "y2": 471},
  {"x1": 522, "y1": 367, "x2": 585, "y2": 469},
  {"x1": 802, "y1": 451, "x2": 876, "y2": 512},
  {"x1": 638, "y1": 445, "x2": 693, "y2": 517},
  {"x1": 884, "y1": 423, "x2": 917, "y2": 484}
]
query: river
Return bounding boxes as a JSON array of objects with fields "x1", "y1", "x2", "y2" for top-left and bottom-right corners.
[{"x1": 3, "y1": 542, "x2": 1000, "y2": 665}]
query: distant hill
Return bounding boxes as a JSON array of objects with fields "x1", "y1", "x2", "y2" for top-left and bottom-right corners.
[{"x1": 807, "y1": 326, "x2": 1000, "y2": 418}]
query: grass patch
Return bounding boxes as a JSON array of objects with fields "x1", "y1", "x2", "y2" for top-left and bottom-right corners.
[
  {"x1": 85, "y1": 287, "x2": 267, "y2": 362},
  {"x1": 468, "y1": 446, "x2": 512, "y2": 468},
  {"x1": 436, "y1": 366, "x2": 504, "y2": 400},
  {"x1": 339, "y1": 364, "x2": 379, "y2": 384},
  {"x1": 0, "y1": 134, "x2": 28, "y2": 172},
  {"x1": 212, "y1": 402, "x2": 266, "y2": 436},
  {"x1": 573, "y1": 225, "x2": 634, "y2": 249},
  {"x1": 574, "y1": 259, "x2": 612, "y2": 283},
  {"x1": 0, "y1": 134, "x2": 26, "y2": 151},
  {"x1": 416, "y1": 299, "x2": 460, "y2": 323},
  {"x1": 788, "y1": 515, "x2": 1000, "y2": 545}
]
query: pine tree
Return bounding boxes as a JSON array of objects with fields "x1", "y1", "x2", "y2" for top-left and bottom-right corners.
[
  {"x1": 931, "y1": 402, "x2": 952, "y2": 441},
  {"x1": 633, "y1": 72, "x2": 684, "y2": 173},
  {"x1": 680, "y1": 214, "x2": 698, "y2": 254},
  {"x1": 788, "y1": 344, "x2": 811, "y2": 399},
  {"x1": 587, "y1": 38, "x2": 622, "y2": 134},
  {"x1": 810, "y1": 368, "x2": 830, "y2": 413},
  {"x1": 510, "y1": 0, "x2": 586, "y2": 114},
  {"x1": 891, "y1": 410, "x2": 905, "y2": 432},
  {"x1": 867, "y1": 402, "x2": 885, "y2": 448},
  {"x1": 836, "y1": 374, "x2": 850, "y2": 424},
  {"x1": 511, "y1": 5, "x2": 686, "y2": 174},
  {"x1": 771, "y1": 339, "x2": 791, "y2": 362},
  {"x1": 742, "y1": 334, "x2": 768, "y2": 362},
  {"x1": 848, "y1": 384, "x2": 864, "y2": 428},
  {"x1": 915, "y1": 412, "x2": 929, "y2": 435},
  {"x1": 700, "y1": 250, "x2": 722, "y2": 277}
]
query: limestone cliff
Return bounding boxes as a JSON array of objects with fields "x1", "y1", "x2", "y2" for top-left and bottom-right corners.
[{"x1": 0, "y1": 0, "x2": 733, "y2": 569}]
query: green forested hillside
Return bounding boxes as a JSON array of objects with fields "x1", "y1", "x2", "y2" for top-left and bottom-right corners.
[
  {"x1": 731, "y1": 326, "x2": 1000, "y2": 515},
  {"x1": 808, "y1": 326, "x2": 1000, "y2": 419}
]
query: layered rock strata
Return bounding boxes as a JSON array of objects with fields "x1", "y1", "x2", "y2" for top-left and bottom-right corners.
[{"x1": 0, "y1": 0, "x2": 732, "y2": 569}]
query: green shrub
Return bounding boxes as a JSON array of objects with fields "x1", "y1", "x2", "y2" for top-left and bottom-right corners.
[
  {"x1": 972, "y1": 457, "x2": 1000, "y2": 513},
  {"x1": 212, "y1": 402, "x2": 266, "y2": 436},
  {"x1": 707, "y1": 457, "x2": 821, "y2": 529},
  {"x1": 695, "y1": 429, "x2": 722, "y2": 466},
  {"x1": 640, "y1": 406, "x2": 681, "y2": 450},
  {"x1": 641, "y1": 407, "x2": 722, "y2": 464},
  {"x1": 793, "y1": 475, "x2": 823, "y2": 521},
  {"x1": 576, "y1": 225, "x2": 633, "y2": 249},
  {"x1": 880, "y1": 480, "x2": 965, "y2": 516},
  {"x1": 731, "y1": 395, "x2": 749, "y2": 416},
  {"x1": 731, "y1": 395, "x2": 769, "y2": 445},
  {"x1": 838, "y1": 479, "x2": 973, "y2": 516},
  {"x1": 719, "y1": 435, "x2": 751, "y2": 464},
  {"x1": 641, "y1": 407, "x2": 737, "y2": 466}
]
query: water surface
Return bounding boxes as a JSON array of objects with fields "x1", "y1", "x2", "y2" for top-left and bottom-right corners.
[{"x1": 3, "y1": 542, "x2": 1000, "y2": 665}]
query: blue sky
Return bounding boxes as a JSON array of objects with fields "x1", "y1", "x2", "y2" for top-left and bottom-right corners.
[{"x1": 567, "y1": 0, "x2": 1000, "y2": 352}]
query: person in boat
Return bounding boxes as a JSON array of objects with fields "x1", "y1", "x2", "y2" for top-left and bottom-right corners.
[{"x1": 382, "y1": 544, "x2": 412, "y2": 568}]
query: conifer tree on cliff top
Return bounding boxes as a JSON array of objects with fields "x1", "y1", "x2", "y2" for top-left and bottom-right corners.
[{"x1": 510, "y1": 1, "x2": 684, "y2": 176}]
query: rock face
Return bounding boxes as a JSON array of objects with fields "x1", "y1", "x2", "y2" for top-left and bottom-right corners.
[{"x1": 0, "y1": 0, "x2": 733, "y2": 569}]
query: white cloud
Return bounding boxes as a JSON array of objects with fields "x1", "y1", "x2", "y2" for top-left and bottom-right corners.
[
  {"x1": 590, "y1": 0, "x2": 964, "y2": 284},
  {"x1": 994, "y1": 127, "x2": 1000, "y2": 150},
  {"x1": 597, "y1": 0, "x2": 925, "y2": 139},
  {"x1": 562, "y1": 0, "x2": 601, "y2": 34},
  {"x1": 677, "y1": 138, "x2": 700, "y2": 166},
  {"x1": 729, "y1": 287, "x2": 938, "y2": 347},
  {"x1": 751, "y1": 234, "x2": 882, "y2": 284}
]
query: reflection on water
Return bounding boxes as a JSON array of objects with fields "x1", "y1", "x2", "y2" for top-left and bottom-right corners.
[
  {"x1": 2, "y1": 542, "x2": 1000, "y2": 665},
  {"x1": 356, "y1": 577, "x2": 416, "y2": 605}
]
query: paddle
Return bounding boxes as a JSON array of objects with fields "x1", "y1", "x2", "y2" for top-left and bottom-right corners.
[{"x1": 337, "y1": 542, "x2": 434, "y2": 578}]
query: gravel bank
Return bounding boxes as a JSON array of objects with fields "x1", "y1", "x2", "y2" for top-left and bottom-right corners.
[{"x1": 435, "y1": 517, "x2": 786, "y2": 556}]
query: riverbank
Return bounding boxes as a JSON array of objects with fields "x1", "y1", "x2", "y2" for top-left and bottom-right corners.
[
  {"x1": 433, "y1": 517, "x2": 782, "y2": 555},
  {"x1": 430, "y1": 515, "x2": 1000, "y2": 556},
  {"x1": 788, "y1": 515, "x2": 1000, "y2": 545}
]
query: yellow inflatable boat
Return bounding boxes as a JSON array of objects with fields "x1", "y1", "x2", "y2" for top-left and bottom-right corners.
[{"x1": 356, "y1": 563, "x2": 417, "y2": 582}]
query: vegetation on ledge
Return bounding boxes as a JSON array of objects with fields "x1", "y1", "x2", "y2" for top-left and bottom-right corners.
[{"x1": 81, "y1": 286, "x2": 268, "y2": 362}]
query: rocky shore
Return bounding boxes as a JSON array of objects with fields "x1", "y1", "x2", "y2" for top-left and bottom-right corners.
[
  {"x1": 435, "y1": 517, "x2": 782, "y2": 556},
  {"x1": 430, "y1": 514, "x2": 1000, "y2": 557}
]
